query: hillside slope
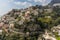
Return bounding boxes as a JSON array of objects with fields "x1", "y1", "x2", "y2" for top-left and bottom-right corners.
[{"x1": 0, "y1": 5, "x2": 60, "y2": 40}]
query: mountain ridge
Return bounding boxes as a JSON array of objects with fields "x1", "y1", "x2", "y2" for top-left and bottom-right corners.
[
  {"x1": 1, "y1": 5, "x2": 60, "y2": 40},
  {"x1": 49, "y1": 0, "x2": 60, "y2": 5}
]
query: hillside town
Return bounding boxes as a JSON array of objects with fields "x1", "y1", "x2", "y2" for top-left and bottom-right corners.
[{"x1": 0, "y1": 0, "x2": 60, "y2": 40}]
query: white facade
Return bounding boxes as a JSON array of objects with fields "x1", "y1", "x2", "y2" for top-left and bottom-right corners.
[{"x1": 53, "y1": 3, "x2": 60, "y2": 6}]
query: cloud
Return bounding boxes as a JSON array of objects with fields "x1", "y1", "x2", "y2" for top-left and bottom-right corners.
[
  {"x1": 28, "y1": 0, "x2": 32, "y2": 1},
  {"x1": 7, "y1": 0, "x2": 14, "y2": 2},
  {"x1": 0, "y1": 0, "x2": 13, "y2": 16},
  {"x1": 14, "y1": 1, "x2": 32, "y2": 6},
  {"x1": 28, "y1": 0, "x2": 48, "y2": 6},
  {"x1": 28, "y1": 0, "x2": 46, "y2": 2},
  {"x1": 34, "y1": 0, "x2": 46, "y2": 2},
  {"x1": 14, "y1": 1, "x2": 32, "y2": 8},
  {"x1": 34, "y1": 0, "x2": 47, "y2": 6}
]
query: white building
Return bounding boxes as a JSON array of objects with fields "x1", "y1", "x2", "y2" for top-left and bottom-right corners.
[{"x1": 53, "y1": 3, "x2": 60, "y2": 6}]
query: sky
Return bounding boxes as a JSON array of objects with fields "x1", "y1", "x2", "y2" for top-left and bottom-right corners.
[{"x1": 0, "y1": 0, "x2": 51, "y2": 16}]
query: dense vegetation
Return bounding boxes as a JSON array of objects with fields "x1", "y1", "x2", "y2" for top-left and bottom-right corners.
[{"x1": 0, "y1": 5, "x2": 60, "y2": 40}]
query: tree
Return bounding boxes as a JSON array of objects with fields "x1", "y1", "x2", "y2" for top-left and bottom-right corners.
[{"x1": 37, "y1": 16, "x2": 53, "y2": 29}]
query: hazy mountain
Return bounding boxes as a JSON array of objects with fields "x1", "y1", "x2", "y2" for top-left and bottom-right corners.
[{"x1": 49, "y1": 0, "x2": 60, "y2": 5}]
